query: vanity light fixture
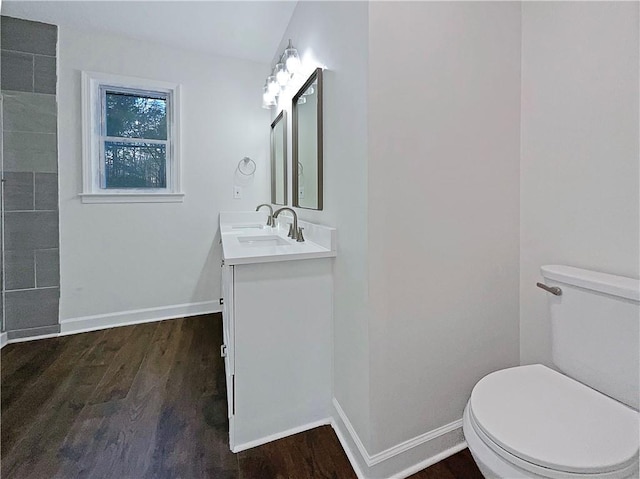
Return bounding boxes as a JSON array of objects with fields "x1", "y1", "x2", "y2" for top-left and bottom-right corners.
[{"x1": 262, "y1": 39, "x2": 301, "y2": 109}]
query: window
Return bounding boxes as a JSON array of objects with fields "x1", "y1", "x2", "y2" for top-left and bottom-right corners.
[{"x1": 81, "y1": 71, "x2": 183, "y2": 203}]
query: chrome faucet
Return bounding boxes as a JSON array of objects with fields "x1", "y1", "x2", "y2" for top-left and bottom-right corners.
[
  {"x1": 273, "y1": 207, "x2": 304, "y2": 242},
  {"x1": 256, "y1": 204, "x2": 275, "y2": 227}
]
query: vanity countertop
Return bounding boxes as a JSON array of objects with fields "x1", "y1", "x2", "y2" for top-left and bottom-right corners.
[{"x1": 219, "y1": 211, "x2": 336, "y2": 265}]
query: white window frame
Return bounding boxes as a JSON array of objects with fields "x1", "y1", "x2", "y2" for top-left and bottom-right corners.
[{"x1": 81, "y1": 71, "x2": 184, "y2": 203}]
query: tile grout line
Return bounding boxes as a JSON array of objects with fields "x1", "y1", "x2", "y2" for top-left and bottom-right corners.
[
  {"x1": 2, "y1": 131, "x2": 58, "y2": 138},
  {"x1": 33, "y1": 249, "x2": 38, "y2": 288},
  {"x1": 1, "y1": 48, "x2": 55, "y2": 59},
  {"x1": 4, "y1": 209, "x2": 58, "y2": 213},
  {"x1": 4, "y1": 285, "x2": 58, "y2": 293}
]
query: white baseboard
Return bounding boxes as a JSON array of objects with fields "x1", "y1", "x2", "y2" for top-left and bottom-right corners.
[
  {"x1": 331, "y1": 398, "x2": 466, "y2": 479},
  {"x1": 232, "y1": 418, "x2": 332, "y2": 453},
  {"x1": 60, "y1": 300, "x2": 220, "y2": 335},
  {"x1": 5, "y1": 332, "x2": 60, "y2": 344},
  {"x1": 0, "y1": 301, "x2": 220, "y2": 348},
  {"x1": 390, "y1": 442, "x2": 468, "y2": 479},
  {"x1": 369, "y1": 414, "x2": 463, "y2": 467},
  {"x1": 332, "y1": 398, "x2": 372, "y2": 467},
  {"x1": 331, "y1": 415, "x2": 368, "y2": 479}
]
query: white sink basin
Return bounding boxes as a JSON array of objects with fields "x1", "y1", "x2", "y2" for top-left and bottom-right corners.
[
  {"x1": 220, "y1": 211, "x2": 336, "y2": 265},
  {"x1": 237, "y1": 235, "x2": 290, "y2": 247},
  {"x1": 232, "y1": 224, "x2": 265, "y2": 230}
]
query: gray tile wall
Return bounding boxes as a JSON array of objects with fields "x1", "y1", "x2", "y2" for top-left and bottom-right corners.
[
  {"x1": 2, "y1": 16, "x2": 60, "y2": 336},
  {"x1": 1, "y1": 16, "x2": 57, "y2": 94}
]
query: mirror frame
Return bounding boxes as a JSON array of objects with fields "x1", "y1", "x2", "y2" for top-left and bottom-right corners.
[
  {"x1": 270, "y1": 110, "x2": 287, "y2": 205},
  {"x1": 292, "y1": 68, "x2": 323, "y2": 210}
]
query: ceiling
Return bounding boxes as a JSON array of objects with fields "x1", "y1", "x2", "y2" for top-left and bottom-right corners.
[{"x1": 1, "y1": 1, "x2": 297, "y2": 64}]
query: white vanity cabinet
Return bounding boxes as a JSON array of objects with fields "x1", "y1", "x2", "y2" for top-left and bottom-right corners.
[
  {"x1": 220, "y1": 263, "x2": 235, "y2": 422},
  {"x1": 219, "y1": 212, "x2": 336, "y2": 453}
]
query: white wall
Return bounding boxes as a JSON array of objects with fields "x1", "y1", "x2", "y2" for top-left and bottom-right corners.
[
  {"x1": 520, "y1": 2, "x2": 640, "y2": 365},
  {"x1": 57, "y1": 27, "x2": 270, "y2": 323},
  {"x1": 368, "y1": 0, "x2": 521, "y2": 457},
  {"x1": 271, "y1": 2, "x2": 523, "y2": 475},
  {"x1": 270, "y1": 0, "x2": 372, "y2": 455}
]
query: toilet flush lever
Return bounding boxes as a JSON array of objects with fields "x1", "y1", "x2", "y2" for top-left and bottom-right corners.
[{"x1": 536, "y1": 282, "x2": 562, "y2": 296}]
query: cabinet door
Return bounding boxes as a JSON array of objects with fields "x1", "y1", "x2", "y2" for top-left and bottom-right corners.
[{"x1": 221, "y1": 264, "x2": 235, "y2": 420}]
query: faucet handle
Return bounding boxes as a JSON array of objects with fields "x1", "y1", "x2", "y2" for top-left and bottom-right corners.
[{"x1": 296, "y1": 227, "x2": 305, "y2": 242}]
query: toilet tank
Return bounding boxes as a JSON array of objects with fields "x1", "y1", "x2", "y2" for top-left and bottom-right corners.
[{"x1": 541, "y1": 265, "x2": 640, "y2": 410}]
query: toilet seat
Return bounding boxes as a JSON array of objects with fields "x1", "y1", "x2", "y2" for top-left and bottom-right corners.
[{"x1": 468, "y1": 365, "x2": 639, "y2": 478}]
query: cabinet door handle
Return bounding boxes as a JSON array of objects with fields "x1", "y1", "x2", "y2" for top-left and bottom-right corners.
[
  {"x1": 220, "y1": 344, "x2": 227, "y2": 358},
  {"x1": 220, "y1": 297, "x2": 224, "y2": 305}
]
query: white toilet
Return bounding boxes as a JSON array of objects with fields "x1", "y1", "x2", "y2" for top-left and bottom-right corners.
[{"x1": 463, "y1": 265, "x2": 639, "y2": 479}]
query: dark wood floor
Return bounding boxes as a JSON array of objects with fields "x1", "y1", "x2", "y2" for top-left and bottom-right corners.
[{"x1": 1, "y1": 314, "x2": 482, "y2": 479}]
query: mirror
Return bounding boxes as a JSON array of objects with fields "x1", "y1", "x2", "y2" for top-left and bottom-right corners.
[
  {"x1": 270, "y1": 110, "x2": 287, "y2": 205},
  {"x1": 293, "y1": 68, "x2": 323, "y2": 210}
]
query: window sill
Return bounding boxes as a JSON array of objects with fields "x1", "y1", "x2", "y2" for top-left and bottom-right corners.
[{"x1": 79, "y1": 192, "x2": 185, "y2": 204}]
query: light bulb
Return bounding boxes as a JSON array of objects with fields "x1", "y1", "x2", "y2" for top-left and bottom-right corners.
[
  {"x1": 262, "y1": 85, "x2": 276, "y2": 109},
  {"x1": 284, "y1": 40, "x2": 301, "y2": 74},
  {"x1": 262, "y1": 95, "x2": 276, "y2": 109},
  {"x1": 267, "y1": 75, "x2": 279, "y2": 97},
  {"x1": 286, "y1": 55, "x2": 301, "y2": 75},
  {"x1": 275, "y1": 63, "x2": 289, "y2": 87}
]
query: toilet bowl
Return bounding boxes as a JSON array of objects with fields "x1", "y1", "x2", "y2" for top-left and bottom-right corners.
[
  {"x1": 462, "y1": 365, "x2": 639, "y2": 479},
  {"x1": 464, "y1": 266, "x2": 640, "y2": 479}
]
